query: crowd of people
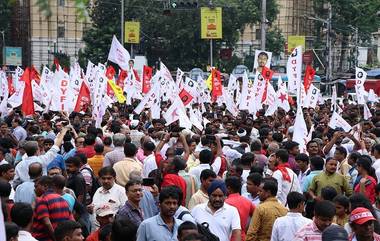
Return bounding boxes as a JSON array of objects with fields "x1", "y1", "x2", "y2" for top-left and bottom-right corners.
[{"x1": 1, "y1": 94, "x2": 380, "y2": 241}]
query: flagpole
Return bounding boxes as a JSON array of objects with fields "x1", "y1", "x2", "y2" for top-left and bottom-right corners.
[
  {"x1": 121, "y1": 0, "x2": 124, "y2": 45},
  {"x1": 210, "y1": 39, "x2": 213, "y2": 67},
  {"x1": 131, "y1": 44, "x2": 134, "y2": 59}
]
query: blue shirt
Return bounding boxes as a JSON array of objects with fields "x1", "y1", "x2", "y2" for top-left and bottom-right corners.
[
  {"x1": 303, "y1": 170, "x2": 323, "y2": 192},
  {"x1": 140, "y1": 189, "x2": 159, "y2": 219},
  {"x1": 14, "y1": 181, "x2": 35, "y2": 204},
  {"x1": 62, "y1": 193, "x2": 75, "y2": 212},
  {"x1": 137, "y1": 214, "x2": 183, "y2": 241}
]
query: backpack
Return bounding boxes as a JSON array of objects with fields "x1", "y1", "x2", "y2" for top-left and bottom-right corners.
[
  {"x1": 81, "y1": 167, "x2": 100, "y2": 198},
  {"x1": 197, "y1": 222, "x2": 220, "y2": 241}
]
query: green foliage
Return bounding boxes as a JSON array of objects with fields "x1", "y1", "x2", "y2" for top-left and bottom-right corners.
[
  {"x1": 266, "y1": 27, "x2": 285, "y2": 55},
  {"x1": 80, "y1": 0, "x2": 279, "y2": 71},
  {"x1": 52, "y1": 52, "x2": 70, "y2": 71},
  {"x1": 36, "y1": 0, "x2": 89, "y2": 20},
  {"x1": 0, "y1": 0, "x2": 15, "y2": 65}
]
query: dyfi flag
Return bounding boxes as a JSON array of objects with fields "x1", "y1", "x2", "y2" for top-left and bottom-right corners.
[
  {"x1": 329, "y1": 112, "x2": 352, "y2": 132},
  {"x1": 293, "y1": 107, "x2": 308, "y2": 152},
  {"x1": 356, "y1": 67, "x2": 367, "y2": 86},
  {"x1": 363, "y1": 104, "x2": 372, "y2": 120},
  {"x1": 276, "y1": 76, "x2": 290, "y2": 112},
  {"x1": 261, "y1": 66, "x2": 274, "y2": 103},
  {"x1": 107, "y1": 35, "x2": 131, "y2": 70},
  {"x1": 7, "y1": 75, "x2": 15, "y2": 96},
  {"x1": 117, "y1": 69, "x2": 128, "y2": 89},
  {"x1": 304, "y1": 65, "x2": 316, "y2": 92},
  {"x1": 21, "y1": 67, "x2": 35, "y2": 116},
  {"x1": 264, "y1": 83, "x2": 278, "y2": 116},
  {"x1": 74, "y1": 82, "x2": 91, "y2": 112},
  {"x1": 176, "y1": 68, "x2": 185, "y2": 89},
  {"x1": 304, "y1": 84, "x2": 320, "y2": 109},
  {"x1": 142, "y1": 66, "x2": 153, "y2": 94},
  {"x1": 211, "y1": 68, "x2": 222, "y2": 99},
  {"x1": 179, "y1": 88, "x2": 194, "y2": 106},
  {"x1": 287, "y1": 46, "x2": 302, "y2": 93},
  {"x1": 368, "y1": 89, "x2": 378, "y2": 103}
]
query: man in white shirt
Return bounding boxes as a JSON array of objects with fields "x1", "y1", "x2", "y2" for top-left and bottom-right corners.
[
  {"x1": 142, "y1": 141, "x2": 157, "y2": 178},
  {"x1": 272, "y1": 149, "x2": 301, "y2": 205},
  {"x1": 191, "y1": 180, "x2": 241, "y2": 241},
  {"x1": 14, "y1": 128, "x2": 68, "y2": 186},
  {"x1": 189, "y1": 149, "x2": 220, "y2": 187},
  {"x1": 271, "y1": 192, "x2": 312, "y2": 241},
  {"x1": 372, "y1": 144, "x2": 380, "y2": 181},
  {"x1": 10, "y1": 202, "x2": 38, "y2": 241}
]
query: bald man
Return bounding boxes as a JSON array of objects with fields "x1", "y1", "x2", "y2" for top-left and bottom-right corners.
[{"x1": 14, "y1": 162, "x2": 43, "y2": 204}]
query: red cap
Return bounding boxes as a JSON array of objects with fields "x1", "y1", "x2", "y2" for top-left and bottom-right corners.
[{"x1": 350, "y1": 207, "x2": 376, "y2": 225}]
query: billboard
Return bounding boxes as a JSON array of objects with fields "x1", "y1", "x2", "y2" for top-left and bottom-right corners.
[
  {"x1": 201, "y1": 7, "x2": 222, "y2": 39},
  {"x1": 3, "y1": 47, "x2": 22, "y2": 66},
  {"x1": 288, "y1": 36, "x2": 306, "y2": 53},
  {"x1": 125, "y1": 21, "x2": 140, "y2": 44}
]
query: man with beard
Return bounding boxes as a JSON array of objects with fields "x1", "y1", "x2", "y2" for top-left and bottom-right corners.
[
  {"x1": 246, "y1": 178, "x2": 287, "y2": 241},
  {"x1": 137, "y1": 186, "x2": 183, "y2": 241},
  {"x1": 307, "y1": 140, "x2": 321, "y2": 158},
  {"x1": 191, "y1": 179, "x2": 241, "y2": 241}
]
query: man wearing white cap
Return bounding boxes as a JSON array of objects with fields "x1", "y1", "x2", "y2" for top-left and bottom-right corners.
[
  {"x1": 349, "y1": 207, "x2": 380, "y2": 241},
  {"x1": 86, "y1": 202, "x2": 117, "y2": 241}
]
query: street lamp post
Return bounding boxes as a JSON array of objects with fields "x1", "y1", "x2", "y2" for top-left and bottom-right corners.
[
  {"x1": 261, "y1": 0, "x2": 266, "y2": 50},
  {"x1": 121, "y1": 0, "x2": 124, "y2": 45}
]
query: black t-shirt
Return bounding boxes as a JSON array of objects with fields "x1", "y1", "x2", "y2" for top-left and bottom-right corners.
[{"x1": 67, "y1": 172, "x2": 86, "y2": 202}]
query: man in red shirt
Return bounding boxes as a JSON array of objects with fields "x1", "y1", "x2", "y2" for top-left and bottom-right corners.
[
  {"x1": 32, "y1": 176, "x2": 73, "y2": 241},
  {"x1": 77, "y1": 134, "x2": 96, "y2": 158},
  {"x1": 225, "y1": 176, "x2": 255, "y2": 241},
  {"x1": 161, "y1": 156, "x2": 187, "y2": 206}
]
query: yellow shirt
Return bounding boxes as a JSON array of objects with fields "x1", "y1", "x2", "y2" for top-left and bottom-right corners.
[
  {"x1": 188, "y1": 189, "x2": 209, "y2": 211},
  {"x1": 113, "y1": 157, "x2": 143, "y2": 187},
  {"x1": 246, "y1": 197, "x2": 287, "y2": 241},
  {"x1": 87, "y1": 155, "x2": 104, "y2": 177},
  {"x1": 308, "y1": 171, "x2": 353, "y2": 196}
]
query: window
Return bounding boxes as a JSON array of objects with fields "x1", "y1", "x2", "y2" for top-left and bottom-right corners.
[
  {"x1": 57, "y1": 26, "x2": 65, "y2": 38},
  {"x1": 58, "y1": 0, "x2": 65, "y2": 6},
  {"x1": 256, "y1": 29, "x2": 261, "y2": 40}
]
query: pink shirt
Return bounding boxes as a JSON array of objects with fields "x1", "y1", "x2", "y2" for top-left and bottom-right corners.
[{"x1": 136, "y1": 148, "x2": 146, "y2": 163}]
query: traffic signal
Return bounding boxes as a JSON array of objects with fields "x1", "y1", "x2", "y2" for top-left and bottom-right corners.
[{"x1": 170, "y1": 0, "x2": 198, "y2": 8}]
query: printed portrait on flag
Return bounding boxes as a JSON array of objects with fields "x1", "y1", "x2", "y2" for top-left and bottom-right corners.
[{"x1": 253, "y1": 50, "x2": 272, "y2": 73}]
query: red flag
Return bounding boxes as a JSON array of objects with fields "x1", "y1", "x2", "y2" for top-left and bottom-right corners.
[
  {"x1": 7, "y1": 75, "x2": 15, "y2": 95},
  {"x1": 74, "y1": 82, "x2": 91, "y2": 112},
  {"x1": 179, "y1": 88, "x2": 194, "y2": 106},
  {"x1": 117, "y1": 69, "x2": 127, "y2": 89},
  {"x1": 20, "y1": 67, "x2": 35, "y2": 116},
  {"x1": 30, "y1": 66, "x2": 41, "y2": 85},
  {"x1": 211, "y1": 68, "x2": 222, "y2": 100},
  {"x1": 53, "y1": 57, "x2": 60, "y2": 71},
  {"x1": 142, "y1": 66, "x2": 153, "y2": 94},
  {"x1": 132, "y1": 69, "x2": 141, "y2": 82},
  {"x1": 261, "y1": 66, "x2": 273, "y2": 103},
  {"x1": 106, "y1": 66, "x2": 116, "y2": 80},
  {"x1": 304, "y1": 65, "x2": 316, "y2": 92}
]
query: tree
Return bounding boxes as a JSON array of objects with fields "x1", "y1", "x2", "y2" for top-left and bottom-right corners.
[
  {"x1": 79, "y1": 0, "x2": 278, "y2": 70},
  {"x1": 0, "y1": 0, "x2": 16, "y2": 64},
  {"x1": 266, "y1": 27, "x2": 285, "y2": 56}
]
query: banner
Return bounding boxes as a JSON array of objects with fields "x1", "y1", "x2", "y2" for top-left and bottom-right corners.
[
  {"x1": 304, "y1": 84, "x2": 320, "y2": 109},
  {"x1": 239, "y1": 72, "x2": 254, "y2": 111},
  {"x1": 142, "y1": 65, "x2": 152, "y2": 94},
  {"x1": 201, "y1": 7, "x2": 222, "y2": 39},
  {"x1": 124, "y1": 21, "x2": 140, "y2": 44},
  {"x1": 288, "y1": 36, "x2": 306, "y2": 53},
  {"x1": 107, "y1": 35, "x2": 131, "y2": 70},
  {"x1": 356, "y1": 67, "x2": 367, "y2": 86},
  {"x1": 287, "y1": 46, "x2": 302, "y2": 93}
]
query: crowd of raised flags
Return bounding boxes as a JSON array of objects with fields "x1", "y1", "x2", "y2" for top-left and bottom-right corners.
[{"x1": 0, "y1": 35, "x2": 378, "y2": 153}]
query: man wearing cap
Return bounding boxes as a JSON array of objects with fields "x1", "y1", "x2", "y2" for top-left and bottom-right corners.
[
  {"x1": 191, "y1": 179, "x2": 241, "y2": 241},
  {"x1": 322, "y1": 225, "x2": 349, "y2": 241},
  {"x1": 86, "y1": 203, "x2": 116, "y2": 241},
  {"x1": 349, "y1": 207, "x2": 380, "y2": 241}
]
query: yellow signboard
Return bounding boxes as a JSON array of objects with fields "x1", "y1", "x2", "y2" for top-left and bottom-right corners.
[
  {"x1": 125, "y1": 21, "x2": 140, "y2": 44},
  {"x1": 288, "y1": 36, "x2": 306, "y2": 52},
  {"x1": 201, "y1": 7, "x2": 222, "y2": 39}
]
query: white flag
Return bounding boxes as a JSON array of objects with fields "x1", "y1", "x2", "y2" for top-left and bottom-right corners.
[
  {"x1": 189, "y1": 107, "x2": 203, "y2": 131},
  {"x1": 134, "y1": 81, "x2": 160, "y2": 115},
  {"x1": 251, "y1": 72, "x2": 266, "y2": 113},
  {"x1": 329, "y1": 112, "x2": 352, "y2": 132},
  {"x1": 331, "y1": 85, "x2": 337, "y2": 111},
  {"x1": 107, "y1": 35, "x2": 131, "y2": 70},
  {"x1": 356, "y1": 67, "x2": 367, "y2": 86},
  {"x1": 287, "y1": 46, "x2": 302, "y2": 93},
  {"x1": 368, "y1": 89, "x2": 378, "y2": 103},
  {"x1": 276, "y1": 76, "x2": 290, "y2": 112},
  {"x1": 304, "y1": 84, "x2": 320, "y2": 109},
  {"x1": 239, "y1": 71, "x2": 254, "y2": 111},
  {"x1": 0, "y1": 71, "x2": 9, "y2": 117},
  {"x1": 223, "y1": 88, "x2": 239, "y2": 117},
  {"x1": 265, "y1": 83, "x2": 278, "y2": 116},
  {"x1": 176, "y1": 68, "x2": 184, "y2": 88},
  {"x1": 363, "y1": 104, "x2": 372, "y2": 120},
  {"x1": 163, "y1": 97, "x2": 187, "y2": 126},
  {"x1": 293, "y1": 107, "x2": 308, "y2": 152},
  {"x1": 50, "y1": 69, "x2": 71, "y2": 111},
  {"x1": 8, "y1": 81, "x2": 25, "y2": 108},
  {"x1": 356, "y1": 84, "x2": 366, "y2": 105}
]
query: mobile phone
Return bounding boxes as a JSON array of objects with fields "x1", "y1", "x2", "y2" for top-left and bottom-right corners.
[{"x1": 142, "y1": 178, "x2": 155, "y2": 186}]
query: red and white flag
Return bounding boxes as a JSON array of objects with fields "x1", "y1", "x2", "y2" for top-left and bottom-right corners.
[
  {"x1": 107, "y1": 35, "x2": 131, "y2": 70},
  {"x1": 265, "y1": 83, "x2": 278, "y2": 116},
  {"x1": 74, "y1": 82, "x2": 91, "y2": 112},
  {"x1": 142, "y1": 65, "x2": 153, "y2": 94},
  {"x1": 276, "y1": 76, "x2": 290, "y2": 112}
]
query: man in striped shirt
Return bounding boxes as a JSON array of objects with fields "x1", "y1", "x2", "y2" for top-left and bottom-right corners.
[
  {"x1": 32, "y1": 176, "x2": 73, "y2": 241},
  {"x1": 294, "y1": 200, "x2": 336, "y2": 241}
]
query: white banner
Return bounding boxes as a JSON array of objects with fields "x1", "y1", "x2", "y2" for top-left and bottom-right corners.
[
  {"x1": 287, "y1": 46, "x2": 302, "y2": 93},
  {"x1": 356, "y1": 67, "x2": 367, "y2": 86}
]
